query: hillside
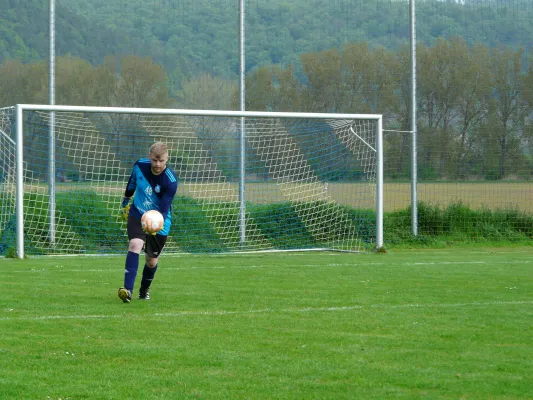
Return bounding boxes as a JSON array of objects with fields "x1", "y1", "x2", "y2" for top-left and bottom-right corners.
[
  {"x1": 1, "y1": 0, "x2": 532, "y2": 80},
  {"x1": 0, "y1": 0, "x2": 116, "y2": 64}
]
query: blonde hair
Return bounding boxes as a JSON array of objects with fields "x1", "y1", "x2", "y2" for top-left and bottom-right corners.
[{"x1": 149, "y1": 142, "x2": 168, "y2": 157}]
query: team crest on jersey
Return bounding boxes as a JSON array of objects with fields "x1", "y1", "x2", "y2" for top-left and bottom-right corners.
[
  {"x1": 155, "y1": 185, "x2": 161, "y2": 194},
  {"x1": 144, "y1": 186, "x2": 153, "y2": 196}
]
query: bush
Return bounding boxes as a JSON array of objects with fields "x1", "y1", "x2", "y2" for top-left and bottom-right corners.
[
  {"x1": 4, "y1": 196, "x2": 533, "y2": 256},
  {"x1": 384, "y1": 201, "x2": 533, "y2": 247}
]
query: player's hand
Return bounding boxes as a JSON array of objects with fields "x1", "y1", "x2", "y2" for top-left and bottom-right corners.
[
  {"x1": 141, "y1": 221, "x2": 158, "y2": 236},
  {"x1": 141, "y1": 225, "x2": 158, "y2": 235},
  {"x1": 120, "y1": 197, "x2": 130, "y2": 221}
]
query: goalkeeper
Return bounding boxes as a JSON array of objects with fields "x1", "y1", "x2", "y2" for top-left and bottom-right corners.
[{"x1": 118, "y1": 142, "x2": 178, "y2": 303}]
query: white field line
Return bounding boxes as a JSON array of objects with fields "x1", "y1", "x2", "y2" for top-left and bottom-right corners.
[
  {"x1": 7, "y1": 259, "x2": 531, "y2": 274},
  {"x1": 3, "y1": 249, "x2": 532, "y2": 262},
  {"x1": 1, "y1": 300, "x2": 532, "y2": 322}
]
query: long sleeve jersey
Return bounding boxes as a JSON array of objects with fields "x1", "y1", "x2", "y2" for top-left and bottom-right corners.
[{"x1": 124, "y1": 158, "x2": 178, "y2": 236}]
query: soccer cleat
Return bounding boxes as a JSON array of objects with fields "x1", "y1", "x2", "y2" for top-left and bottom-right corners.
[
  {"x1": 118, "y1": 287, "x2": 132, "y2": 303},
  {"x1": 138, "y1": 288, "x2": 150, "y2": 300}
]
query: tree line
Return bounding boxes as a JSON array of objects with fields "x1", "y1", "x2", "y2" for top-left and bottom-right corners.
[
  {"x1": 2, "y1": 0, "x2": 532, "y2": 88},
  {"x1": 1, "y1": 37, "x2": 533, "y2": 181},
  {"x1": 248, "y1": 38, "x2": 533, "y2": 181}
]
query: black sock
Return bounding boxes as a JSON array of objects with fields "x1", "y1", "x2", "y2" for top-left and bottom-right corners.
[{"x1": 140, "y1": 264, "x2": 158, "y2": 290}]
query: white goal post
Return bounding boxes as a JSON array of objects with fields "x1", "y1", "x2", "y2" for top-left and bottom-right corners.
[{"x1": 3, "y1": 104, "x2": 383, "y2": 258}]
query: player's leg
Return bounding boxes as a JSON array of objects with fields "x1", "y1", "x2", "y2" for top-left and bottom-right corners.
[
  {"x1": 118, "y1": 216, "x2": 146, "y2": 303},
  {"x1": 138, "y1": 234, "x2": 167, "y2": 300}
]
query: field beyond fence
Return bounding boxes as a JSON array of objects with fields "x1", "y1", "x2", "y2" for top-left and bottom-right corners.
[{"x1": 16, "y1": 180, "x2": 533, "y2": 213}]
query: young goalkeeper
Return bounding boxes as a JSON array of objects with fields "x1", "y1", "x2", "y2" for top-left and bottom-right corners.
[{"x1": 118, "y1": 142, "x2": 178, "y2": 303}]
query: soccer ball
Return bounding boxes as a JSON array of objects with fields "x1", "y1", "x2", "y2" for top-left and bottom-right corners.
[{"x1": 141, "y1": 210, "x2": 164, "y2": 234}]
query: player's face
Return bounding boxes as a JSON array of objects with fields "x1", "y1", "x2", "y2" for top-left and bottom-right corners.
[{"x1": 149, "y1": 152, "x2": 168, "y2": 175}]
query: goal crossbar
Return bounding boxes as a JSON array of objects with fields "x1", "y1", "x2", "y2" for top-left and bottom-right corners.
[{"x1": 16, "y1": 104, "x2": 382, "y2": 120}]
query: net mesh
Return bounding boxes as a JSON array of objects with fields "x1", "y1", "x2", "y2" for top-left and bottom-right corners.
[
  {"x1": 0, "y1": 107, "x2": 16, "y2": 255},
  {"x1": 0, "y1": 108, "x2": 379, "y2": 255}
]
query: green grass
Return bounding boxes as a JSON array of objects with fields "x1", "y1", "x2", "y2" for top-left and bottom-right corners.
[{"x1": 1, "y1": 248, "x2": 533, "y2": 399}]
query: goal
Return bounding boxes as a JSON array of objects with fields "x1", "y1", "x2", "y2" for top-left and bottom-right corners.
[{"x1": 1, "y1": 105, "x2": 383, "y2": 258}]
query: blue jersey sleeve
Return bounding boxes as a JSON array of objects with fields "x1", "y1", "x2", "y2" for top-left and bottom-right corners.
[
  {"x1": 158, "y1": 168, "x2": 178, "y2": 219},
  {"x1": 124, "y1": 164, "x2": 137, "y2": 198}
]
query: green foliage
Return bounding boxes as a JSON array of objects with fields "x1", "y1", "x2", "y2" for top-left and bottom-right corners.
[
  {"x1": 9, "y1": 191, "x2": 125, "y2": 254},
  {"x1": 0, "y1": 0, "x2": 113, "y2": 65},
  {"x1": 4, "y1": 194, "x2": 533, "y2": 256},
  {"x1": 0, "y1": 192, "x2": 16, "y2": 255},
  {"x1": 170, "y1": 196, "x2": 227, "y2": 253},
  {"x1": 167, "y1": 199, "x2": 378, "y2": 252},
  {"x1": 385, "y1": 201, "x2": 533, "y2": 247},
  {"x1": 55, "y1": 191, "x2": 124, "y2": 252},
  {"x1": 3, "y1": 247, "x2": 17, "y2": 258},
  {"x1": 2, "y1": 0, "x2": 532, "y2": 78},
  {"x1": 248, "y1": 202, "x2": 315, "y2": 249},
  {"x1": 2, "y1": 3, "x2": 533, "y2": 182},
  {"x1": 0, "y1": 54, "x2": 173, "y2": 108}
]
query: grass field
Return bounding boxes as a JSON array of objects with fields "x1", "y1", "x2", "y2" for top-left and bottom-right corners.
[{"x1": 1, "y1": 247, "x2": 533, "y2": 399}]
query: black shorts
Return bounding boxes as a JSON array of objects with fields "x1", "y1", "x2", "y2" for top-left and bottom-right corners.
[{"x1": 127, "y1": 215, "x2": 167, "y2": 258}]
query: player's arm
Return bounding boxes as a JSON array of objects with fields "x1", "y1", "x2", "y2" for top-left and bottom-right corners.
[
  {"x1": 158, "y1": 180, "x2": 178, "y2": 220},
  {"x1": 121, "y1": 167, "x2": 137, "y2": 220},
  {"x1": 121, "y1": 197, "x2": 131, "y2": 221}
]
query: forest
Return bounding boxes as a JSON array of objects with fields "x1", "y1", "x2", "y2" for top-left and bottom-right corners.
[
  {"x1": 2, "y1": 0, "x2": 532, "y2": 79},
  {"x1": 1, "y1": 0, "x2": 533, "y2": 181}
]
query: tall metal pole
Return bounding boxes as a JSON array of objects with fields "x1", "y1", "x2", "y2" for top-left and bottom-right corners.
[
  {"x1": 49, "y1": 0, "x2": 57, "y2": 246},
  {"x1": 16, "y1": 105, "x2": 24, "y2": 259},
  {"x1": 410, "y1": 0, "x2": 418, "y2": 236},
  {"x1": 238, "y1": 0, "x2": 246, "y2": 246},
  {"x1": 376, "y1": 117, "x2": 384, "y2": 249}
]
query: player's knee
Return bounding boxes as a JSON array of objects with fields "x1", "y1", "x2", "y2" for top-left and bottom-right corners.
[
  {"x1": 146, "y1": 257, "x2": 158, "y2": 268},
  {"x1": 128, "y1": 238, "x2": 144, "y2": 253}
]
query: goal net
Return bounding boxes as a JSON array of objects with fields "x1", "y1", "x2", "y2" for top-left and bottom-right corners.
[
  {"x1": 1, "y1": 105, "x2": 382, "y2": 257},
  {"x1": 0, "y1": 107, "x2": 16, "y2": 256}
]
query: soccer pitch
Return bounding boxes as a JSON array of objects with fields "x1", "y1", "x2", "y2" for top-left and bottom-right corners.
[{"x1": 1, "y1": 248, "x2": 532, "y2": 399}]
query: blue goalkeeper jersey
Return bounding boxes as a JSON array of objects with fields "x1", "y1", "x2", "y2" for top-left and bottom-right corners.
[{"x1": 124, "y1": 158, "x2": 178, "y2": 236}]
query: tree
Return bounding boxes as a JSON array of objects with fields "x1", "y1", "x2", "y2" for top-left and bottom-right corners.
[
  {"x1": 417, "y1": 37, "x2": 467, "y2": 178},
  {"x1": 340, "y1": 42, "x2": 374, "y2": 113},
  {"x1": 489, "y1": 46, "x2": 529, "y2": 179},
  {"x1": 115, "y1": 55, "x2": 172, "y2": 108},
  {"x1": 0, "y1": 59, "x2": 47, "y2": 107},
  {"x1": 300, "y1": 48, "x2": 342, "y2": 112},
  {"x1": 245, "y1": 67, "x2": 275, "y2": 111},
  {"x1": 523, "y1": 53, "x2": 533, "y2": 161},
  {"x1": 453, "y1": 42, "x2": 492, "y2": 178},
  {"x1": 387, "y1": 45, "x2": 412, "y2": 179},
  {"x1": 177, "y1": 73, "x2": 236, "y2": 110},
  {"x1": 272, "y1": 65, "x2": 303, "y2": 112},
  {"x1": 340, "y1": 43, "x2": 399, "y2": 115},
  {"x1": 242, "y1": 64, "x2": 303, "y2": 113},
  {"x1": 55, "y1": 55, "x2": 100, "y2": 105}
]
